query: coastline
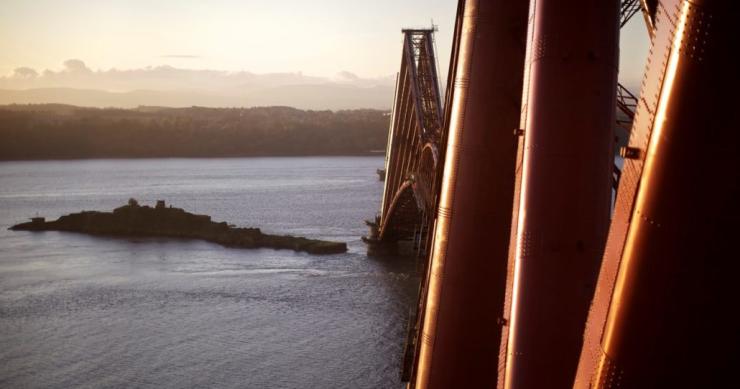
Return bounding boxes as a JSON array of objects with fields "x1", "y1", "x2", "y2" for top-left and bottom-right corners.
[{"x1": 0, "y1": 152, "x2": 386, "y2": 162}]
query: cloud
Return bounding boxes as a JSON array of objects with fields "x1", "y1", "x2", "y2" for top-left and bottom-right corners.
[
  {"x1": 336, "y1": 70, "x2": 360, "y2": 82},
  {"x1": 12, "y1": 67, "x2": 38, "y2": 78},
  {"x1": 63, "y1": 59, "x2": 92, "y2": 74}
]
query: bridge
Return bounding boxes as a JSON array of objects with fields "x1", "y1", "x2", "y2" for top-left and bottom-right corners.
[
  {"x1": 364, "y1": 27, "x2": 445, "y2": 258},
  {"x1": 368, "y1": 0, "x2": 738, "y2": 388}
]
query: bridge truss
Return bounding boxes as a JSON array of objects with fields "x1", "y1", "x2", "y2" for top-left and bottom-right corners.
[{"x1": 365, "y1": 28, "x2": 444, "y2": 257}]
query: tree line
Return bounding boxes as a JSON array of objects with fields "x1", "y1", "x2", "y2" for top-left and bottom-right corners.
[{"x1": 0, "y1": 104, "x2": 390, "y2": 160}]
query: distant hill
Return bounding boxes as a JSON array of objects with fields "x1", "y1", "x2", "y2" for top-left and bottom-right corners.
[
  {"x1": 0, "y1": 84, "x2": 394, "y2": 111},
  {"x1": 0, "y1": 104, "x2": 390, "y2": 160},
  {"x1": 0, "y1": 61, "x2": 396, "y2": 110}
]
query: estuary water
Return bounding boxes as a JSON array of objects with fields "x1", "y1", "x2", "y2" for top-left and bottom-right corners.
[{"x1": 0, "y1": 157, "x2": 415, "y2": 389}]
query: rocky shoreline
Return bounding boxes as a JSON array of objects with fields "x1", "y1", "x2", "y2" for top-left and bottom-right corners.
[{"x1": 10, "y1": 199, "x2": 347, "y2": 255}]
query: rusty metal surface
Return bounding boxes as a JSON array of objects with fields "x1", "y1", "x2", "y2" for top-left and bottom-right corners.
[
  {"x1": 502, "y1": 0, "x2": 620, "y2": 388},
  {"x1": 575, "y1": 0, "x2": 740, "y2": 387},
  {"x1": 411, "y1": 0, "x2": 529, "y2": 387}
]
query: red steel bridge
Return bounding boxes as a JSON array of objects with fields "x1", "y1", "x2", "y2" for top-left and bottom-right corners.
[
  {"x1": 367, "y1": 0, "x2": 738, "y2": 388},
  {"x1": 364, "y1": 27, "x2": 445, "y2": 256}
]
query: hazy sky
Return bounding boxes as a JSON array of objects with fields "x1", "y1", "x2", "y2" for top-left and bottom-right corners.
[{"x1": 0, "y1": 0, "x2": 650, "y2": 88}]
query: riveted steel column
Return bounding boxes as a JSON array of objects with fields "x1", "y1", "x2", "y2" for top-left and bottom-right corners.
[
  {"x1": 413, "y1": 0, "x2": 529, "y2": 387},
  {"x1": 575, "y1": 0, "x2": 739, "y2": 387},
  {"x1": 503, "y1": 0, "x2": 620, "y2": 387}
]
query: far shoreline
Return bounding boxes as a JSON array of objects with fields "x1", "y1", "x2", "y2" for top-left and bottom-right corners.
[
  {"x1": 0, "y1": 152, "x2": 386, "y2": 163},
  {"x1": 0, "y1": 105, "x2": 390, "y2": 161}
]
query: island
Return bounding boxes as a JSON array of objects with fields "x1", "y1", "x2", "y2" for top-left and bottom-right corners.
[{"x1": 10, "y1": 199, "x2": 347, "y2": 255}]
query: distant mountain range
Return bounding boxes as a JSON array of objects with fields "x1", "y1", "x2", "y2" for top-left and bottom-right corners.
[
  {"x1": 0, "y1": 85, "x2": 394, "y2": 111},
  {"x1": 0, "y1": 61, "x2": 397, "y2": 110}
]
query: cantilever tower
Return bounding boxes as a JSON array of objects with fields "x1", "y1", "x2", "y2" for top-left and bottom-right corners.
[{"x1": 366, "y1": 28, "x2": 444, "y2": 257}]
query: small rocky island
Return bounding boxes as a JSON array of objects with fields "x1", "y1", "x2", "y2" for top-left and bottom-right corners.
[{"x1": 10, "y1": 199, "x2": 347, "y2": 255}]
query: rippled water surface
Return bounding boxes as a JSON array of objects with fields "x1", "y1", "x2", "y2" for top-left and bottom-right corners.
[{"x1": 0, "y1": 157, "x2": 415, "y2": 389}]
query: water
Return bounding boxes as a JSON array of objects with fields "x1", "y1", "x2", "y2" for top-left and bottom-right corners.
[{"x1": 0, "y1": 157, "x2": 416, "y2": 389}]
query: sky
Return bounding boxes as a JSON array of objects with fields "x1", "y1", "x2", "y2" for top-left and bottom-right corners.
[
  {"x1": 0, "y1": 0, "x2": 458, "y2": 78},
  {"x1": 0, "y1": 0, "x2": 651, "y2": 103}
]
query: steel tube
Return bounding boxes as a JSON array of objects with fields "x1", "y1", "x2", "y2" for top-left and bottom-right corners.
[
  {"x1": 575, "y1": 0, "x2": 739, "y2": 387},
  {"x1": 413, "y1": 0, "x2": 529, "y2": 387},
  {"x1": 503, "y1": 0, "x2": 620, "y2": 387}
]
